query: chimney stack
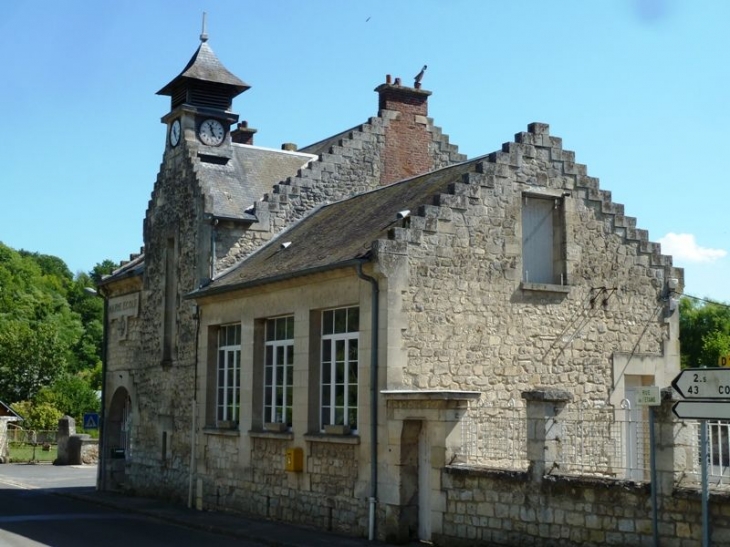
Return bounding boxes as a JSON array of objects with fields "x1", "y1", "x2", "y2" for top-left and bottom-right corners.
[
  {"x1": 375, "y1": 75, "x2": 433, "y2": 185},
  {"x1": 231, "y1": 121, "x2": 257, "y2": 145}
]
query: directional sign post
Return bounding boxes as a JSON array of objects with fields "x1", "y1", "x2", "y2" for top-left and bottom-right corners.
[
  {"x1": 672, "y1": 401, "x2": 730, "y2": 420},
  {"x1": 671, "y1": 367, "x2": 730, "y2": 401},
  {"x1": 670, "y1": 367, "x2": 729, "y2": 547}
]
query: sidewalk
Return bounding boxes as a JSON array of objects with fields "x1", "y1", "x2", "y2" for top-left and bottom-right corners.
[{"x1": 61, "y1": 487, "x2": 404, "y2": 547}]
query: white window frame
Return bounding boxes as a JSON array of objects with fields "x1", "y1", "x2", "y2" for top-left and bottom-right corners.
[
  {"x1": 263, "y1": 316, "x2": 294, "y2": 427},
  {"x1": 216, "y1": 324, "x2": 241, "y2": 425},
  {"x1": 320, "y1": 306, "x2": 359, "y2": 432}
]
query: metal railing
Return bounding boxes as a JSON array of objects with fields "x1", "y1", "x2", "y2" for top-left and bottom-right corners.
[
  {"x1": 552, "y1": 401, "x2": 650, "y2": 480},
  {"x1": 680, "y1": 420, "x2": 730, "y2": 487},
  {"x1": 7, "y1": 427, "x2": 57, "y2": 463},
  {"x1": 459, "y1": 398, "x2": 529, "y2": 470},
  {"x1": 457, "y1": 399, "x2": 651, "y2": 480},
  {"x1": 459, "y1": 398, "x2": 730, "y2": 491}
]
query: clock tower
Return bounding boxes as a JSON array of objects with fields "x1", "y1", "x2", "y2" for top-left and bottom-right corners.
[{"x1": 156, "y1": 18, "x2": 249, "y2": 154}]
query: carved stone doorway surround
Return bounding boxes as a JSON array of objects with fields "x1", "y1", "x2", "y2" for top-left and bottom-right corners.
[{"x1": 381, "y1": 390, "x2": 480, "y2": 544}]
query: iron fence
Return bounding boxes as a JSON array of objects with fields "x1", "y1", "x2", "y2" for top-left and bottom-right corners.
[
  {"x1": 459, "y1": 398, "x2": 730, "y2": 488},
  {"x1": 7, "y1": 427, "x2": 57, "y2": 463},
  {"x1": 679, "y1": 419, "x2": 730, "y2": 487},
  {"x1": 459, "y1": 398, "x2": 529, "y2": 470},
  {"x1": 457, "y1": 399, "x2": 651, "y2": 480},
  {"x1": 553, "y1": 402, "x2": 650, "y2": 480}
]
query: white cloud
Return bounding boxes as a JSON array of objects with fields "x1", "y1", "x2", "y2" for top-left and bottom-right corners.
[{"x1": 658, "y1": 233, "x2": 727, "y2": 263}]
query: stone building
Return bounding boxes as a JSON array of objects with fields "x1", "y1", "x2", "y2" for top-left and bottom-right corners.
[{"x1": 99, "y1": 32, "x2": 683, "y2": 544}]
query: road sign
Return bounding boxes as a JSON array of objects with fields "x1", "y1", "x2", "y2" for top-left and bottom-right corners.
[
  {"x1": 636, "y1": 386, "x2": 661, "y2": 406},
  {"x1": 671, "y1": 368, "x2": 730, "y2": 400},
  {"x1": 672, "y1": 401, "x2": 730, "y2": 420},
  {"x1": 83, "y1": 413, "x2": 99, "y2": 429},
  {"x1": 720, "y1": 355, "x2": 730, "y2": 367}
]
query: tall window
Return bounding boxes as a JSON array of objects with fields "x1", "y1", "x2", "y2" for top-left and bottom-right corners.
[
  {"x1": 217, "y1": 324, "x2": 241, "y2": 424},
  {"x1": 522, "y1": 195, "x2": 565, "y2": 285},
  {"x1": 321, "y1": 306, "x2": 359, "y2": 431},
  {"x1": 264, "y1": 316, "x2": 294, "y2": 427}
]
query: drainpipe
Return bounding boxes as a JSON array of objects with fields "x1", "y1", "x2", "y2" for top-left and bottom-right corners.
[
  {"x1": 356, "y1": 262, "x2": 379, "y2": 541},
  {"x1": 188, "y1": 304, "x2": 201, "y2": 509},
  {"x1": 210, "y1": 219, "x2": 218, "y2": 280},
  {"x1": 86, "y1": 286, "x2": 108, "y2": 492}
]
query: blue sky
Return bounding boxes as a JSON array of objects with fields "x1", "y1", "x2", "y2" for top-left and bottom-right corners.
[{"x1": 2, "y1": 1, "x2": 728, "y2": 302}]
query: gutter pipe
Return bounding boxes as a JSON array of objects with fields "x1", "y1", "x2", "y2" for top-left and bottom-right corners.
[
  {"x1": 188, "y1": 305, "x2": 201, "y2": 509},
  {"x1": 87, "y1": 286, "x2": 108, "y2": 492},
  {"x1": 356, "y1": 262, "x2": 379, "y2": 542}
]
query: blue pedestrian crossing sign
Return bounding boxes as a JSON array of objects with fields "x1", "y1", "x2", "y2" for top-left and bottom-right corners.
[{"x1": 83, "y1": 413, "x2": 100, "y2": 429}]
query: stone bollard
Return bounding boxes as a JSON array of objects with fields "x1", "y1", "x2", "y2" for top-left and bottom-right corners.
[
  {"x1": 67, "y1": 434, "x2": 91, "y2": 465},
  {"x1": 55, "y1": 416, "x2": 76, "y2": 465},
  {"x1": 522, "y1": 388, "x2": 573, "y2": 483}
]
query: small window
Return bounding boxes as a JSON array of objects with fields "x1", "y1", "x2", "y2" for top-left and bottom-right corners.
[
  {"x1": 216, "y1": 324, "x2": 241, "y2": 425},
  {"x1": 320, "y1": 306, "x2": 359, "y2": 432},
  {"x1": 263, "y1": 316, "x2": 294, "y2": 428},
  {"x1": 522, "y1": 195, "x2": 565, "y2": 285}
]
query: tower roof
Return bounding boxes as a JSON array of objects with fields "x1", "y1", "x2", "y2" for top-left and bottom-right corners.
[{"x1": 156, "y1": 40, "x2": 250, "y2": 98}]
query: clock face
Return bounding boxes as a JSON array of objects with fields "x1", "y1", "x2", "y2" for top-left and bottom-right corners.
[
  {"x1": 198, "y1": 118, "x2": 225, "y2": 146},
  {"x1": 169, "y1": 119, "x2": 181, "y2": 147}
]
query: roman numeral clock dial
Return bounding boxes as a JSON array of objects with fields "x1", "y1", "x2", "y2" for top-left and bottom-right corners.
[{"x1": 198, "y1": 118, "x2": 225, "y2": 146}]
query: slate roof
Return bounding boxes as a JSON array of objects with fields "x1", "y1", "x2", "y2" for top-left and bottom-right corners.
[
  {"x1": 200, "y1": 145, "x2": 316, "y2": 221},
  {"x1": 157, "y1": 41, "x2": 249, "y2": 97},
  {"x1": 98, "y1": 252, "x2": 145, "y2": 286},
  {"x1": 192, "y1": 157, "x2": 481, "y2": 298},
  {"x1": 0, "y1": 400, "x2": 23, "y2": 420}
]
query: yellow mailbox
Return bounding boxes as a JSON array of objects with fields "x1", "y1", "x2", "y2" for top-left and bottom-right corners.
[{"x1": 285, "y1": 447, "x2": 303, "y2": 472}]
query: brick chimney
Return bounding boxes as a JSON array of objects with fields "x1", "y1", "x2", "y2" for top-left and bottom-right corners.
[
  {"x1": 375, "y1": 74, "x2": 432, "y2": 185},
  {"x1": 231, "y1": 120, "x2": 257, "y2": 145}
]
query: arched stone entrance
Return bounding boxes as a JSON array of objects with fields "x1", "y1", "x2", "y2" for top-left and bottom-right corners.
[{"x1": 105, "y1": 386, "x2": 131, "y2": 490}]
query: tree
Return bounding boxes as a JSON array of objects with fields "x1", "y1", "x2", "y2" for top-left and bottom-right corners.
[
  {"x1": 10, "y1": 401, "x2": 64, "y2": 432},
  {"x1": 0, "y1": 321, "x2": 68, "y2": 402},
  {"x1": 90, "y1": 260, "x2": 117, "y2": 284},
  {"x1": 0, "y1": 244, "x2": 115, "y2": 415},
  {"x1": 679, "y1": 297, "x2": 730, "y2": 368},
  {"x1": 35, "y1": 373, "x2": 100, "y2": 424}
]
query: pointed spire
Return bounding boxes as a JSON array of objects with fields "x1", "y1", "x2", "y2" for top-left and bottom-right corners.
[{"x1": 200, "y1": 12, "x2": 208, "y2": 43}]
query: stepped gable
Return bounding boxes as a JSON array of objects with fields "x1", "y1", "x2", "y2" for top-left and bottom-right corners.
[
  {"x1": 194, "y1": 122, "x2": 681, "y2": 297},
  {"x1": 503, "y1": 122, "x2": 680, "y2": 278},
  {"x1": 256, "y1": 108, "x2": 465, "y2": 233}
]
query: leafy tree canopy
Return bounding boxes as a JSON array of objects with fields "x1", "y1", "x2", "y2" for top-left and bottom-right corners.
[
  {"x1": 679, "y1": 297, "x2": 730, "y2": 368},
  {"x1": 0, "y1": 242, "x2": 116, "y2": 423}
]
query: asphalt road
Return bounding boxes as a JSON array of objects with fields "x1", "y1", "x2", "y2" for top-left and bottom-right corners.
[{"x1": 0, "y1": 464, "x2": 267, "y2": 546}]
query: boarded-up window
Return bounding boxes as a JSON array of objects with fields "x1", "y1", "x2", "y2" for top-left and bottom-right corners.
[{"x1": 522, "y1": 196, "x2": 564, "y2": 284}]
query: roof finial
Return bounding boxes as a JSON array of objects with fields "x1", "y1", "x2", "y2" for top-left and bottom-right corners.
[{"x1": 200, "y1": 12, "x2": 209, "y2": 43}]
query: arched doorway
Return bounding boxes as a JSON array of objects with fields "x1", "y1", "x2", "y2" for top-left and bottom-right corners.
[{"x1": 106, "y1": 387, "x2": 131, "y2": 491}]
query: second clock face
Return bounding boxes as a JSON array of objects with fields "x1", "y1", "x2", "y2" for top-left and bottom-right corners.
[
  {"x1": 199, "y1": 119, "x2": 225, "y2": 146},
  {"x1": 170, "y1": 119, "x2": 181, "y2": 147}
]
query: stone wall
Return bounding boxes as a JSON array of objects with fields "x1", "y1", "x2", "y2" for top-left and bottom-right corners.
[
  {"x1": 438, "y1": 468, "x2": 730, "y2": 547},
  {"x1": 197, "y1": 433, "x2": 369, "y2": 536},
  {"x1": 120, "y1": 141, "x2": 208, "y2": 499},
  {"x1": 428, "y1": 392, "x2": 728, "y2": 547}
]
